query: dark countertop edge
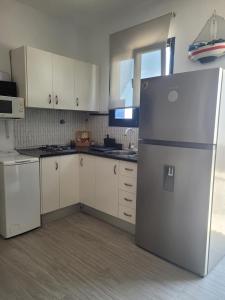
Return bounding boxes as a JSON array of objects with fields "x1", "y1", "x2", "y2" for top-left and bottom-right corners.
[{"x1": 18, "y1": 148, "x2": 138, "y2": 163}]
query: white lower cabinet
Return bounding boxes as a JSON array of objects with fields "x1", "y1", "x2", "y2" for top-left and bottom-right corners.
[
  {"x1": 95, "y1": 157, "x2": 119, "y2": 217},
  {"x1": 41, "y1": 155, "x2": 79, "y2": 214},
  {"x1": 119, "y1": 190, "x2": 136, "y2": 209},
  {"x1": 79, "y1": 156, "x2": 137, "y2": 223},
  {"x1": 118, "y1": 205, "x2": 136, "y2": 224},
  {"x1": 79, "y1": 154, "x2": 96, "y2": 208},
  {"x1": 59, "y1": 155, "x2": 79, "y2": 208},
  {"x1": 41, "y1": 157, "x2": 60, "y2": 214},
  {"x1": 41, "y1": 153, "x2": 137, "y2": 224},
  {"x1": 118, "y1": 161, "x2": 137, "y2": 224}
]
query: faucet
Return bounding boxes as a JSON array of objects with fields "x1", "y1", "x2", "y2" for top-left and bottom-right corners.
[{"x1": 124, "y1": 128, "x2": 136, "y2": 150}]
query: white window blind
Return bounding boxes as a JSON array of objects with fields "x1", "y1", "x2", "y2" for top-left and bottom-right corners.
[{"x1": 109, "y1": 13, "x2": 172, "y2": 109}]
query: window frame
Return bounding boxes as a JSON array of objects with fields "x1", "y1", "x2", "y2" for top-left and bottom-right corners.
[{"x1": 109, "y1": 37, "x2": 175, "y2": 128}]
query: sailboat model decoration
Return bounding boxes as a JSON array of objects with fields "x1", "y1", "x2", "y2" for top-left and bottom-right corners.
[{"x1": 189, "y1": 10, "x2": 225, "y2": 64}]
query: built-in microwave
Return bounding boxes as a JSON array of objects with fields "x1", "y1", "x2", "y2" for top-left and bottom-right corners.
[{"x1": 0, "y1": 96, "x2": 24, "y2": 119}]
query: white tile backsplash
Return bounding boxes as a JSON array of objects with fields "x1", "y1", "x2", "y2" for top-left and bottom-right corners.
[
  {"x1": 12, "y1": 109, "x2": 139, "y2": 149},
  {"x1": 14, "y1": 108, "x2": 86, "y2": 149},
  {"x1": 0, "y1": 120, "x2": 14, "y2": 151},
  {"x1": 86, "y1": 115, "x2": 139, "y2": 149}
]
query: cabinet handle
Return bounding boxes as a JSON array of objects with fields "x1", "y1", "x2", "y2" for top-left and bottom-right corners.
[
  {"x1": 48, "y1": 94, "x2": 52, "y2": 104},
  {"x1": 124, "y1": 183, "x2": 133, "y2": 187},
  {"x1": 55, "y1": 95, "x2": 59, "y2": 105},
  {"x1": 114, "y1": 164, "x2": 117, "y2": 175},
  {"x1": 125, "y1": 168, "x2": 134, "y2": 172},
  {"x1": 76, "y1": 97, "x2": 79, "y2": 107},
  {"x1": 124, "y1": 197, "x2": 133, "y2": 202},
  {"x1": 80, "y1": 157, "x2": 83, "y2": 167},
  {"x1": 123, "y1": 212, "x2": 132, "y2": 218},
  {"x1": 55, "y1": 162, "x2": 59, "y2": 170}
]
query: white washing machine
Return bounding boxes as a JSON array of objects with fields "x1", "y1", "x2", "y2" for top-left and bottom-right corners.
[{"x1": 0, "y1": 151, "x2": 40, "y2": 238}]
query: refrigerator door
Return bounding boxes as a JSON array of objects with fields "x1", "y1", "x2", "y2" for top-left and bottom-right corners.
[
  {"x1": 136, "y1": 143, "x2": 215, "y2": 276},
  {"x1": 139, "y1": 68, "x2": 222, "y2": 145}
]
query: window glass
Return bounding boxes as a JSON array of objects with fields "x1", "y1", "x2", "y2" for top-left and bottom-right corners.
[
  {"x1": 115, "y1": 108, "x2": 133, "y2": 119},
  {"x1": 165, "y1": 45, "x2": 171, "y2": 75},
  {"x1": 140, "y1": 49, "x2": 161, "y2": 79},
  {"x1": 119, "y1": 59, "x2": 134, "y2": 107}
]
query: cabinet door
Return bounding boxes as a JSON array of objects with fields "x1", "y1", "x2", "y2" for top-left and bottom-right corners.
[
  {"x1": 75, "y1": 60, "x2": 99, "y2": 111},
  {"x1": 79, "y1": 155, "x2": 96, "y2": 208},
  {"x1": 26, "y1": 47, "x2": 53, "y2": 108},
  {"x1": 89, "y1": 65, "x2": 100, "y2": 111},
  {"x1": 53, "y1": 54, "x2": 75, "y2": 110},
  {"x1": 60, "y1": 155, "x2": 79, "y2": 208},
  {"x1": 41, "y1": 157, "x2": 60, "y2": 214},
  {"x1": 95, "y1": 157, "x2": 119, "y2": 217}
]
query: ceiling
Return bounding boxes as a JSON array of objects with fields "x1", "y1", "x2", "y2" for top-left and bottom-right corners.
[{"x1": 16, "y1": 0, "x2": 156, "y2": 28}]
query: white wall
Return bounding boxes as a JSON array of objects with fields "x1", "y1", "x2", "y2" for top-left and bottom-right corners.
[
  {"x1": 89, "y1": 0, "x2": 225, "y2": 111},
  {"x1": 0, "y1": 0, "x2": 92, "y2": 76},
  {"x1": 0, "y1": 0, "x2": 91, "y2": 150},
  {"x1": 1, "y1": 0, "x2": 225, "y2": 148}
]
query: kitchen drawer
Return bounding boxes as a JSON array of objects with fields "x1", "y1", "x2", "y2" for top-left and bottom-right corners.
[
  {"x1": 118, "y1": 205, "x2": 136, "y2": 224},
  {"x1": 119, "y1": 190, "x2": 136, "y2": 209},
  {"x1": 119, "y1": 176, "x2": 137, "y2": 193},
  {"x1": 119, "y1": 161, "x2": 137, "y2": 178}
]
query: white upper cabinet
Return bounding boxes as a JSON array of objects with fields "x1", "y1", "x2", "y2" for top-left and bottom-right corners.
[
  {"x1": 27, "y1": 47, "x2": 53, "y2": 108},
  {"x1": 75, "y1": 60, "x2": 99, "y2": 111},
  {"x1": 90, "y1": 64, "x2": 100, "y2": 111},
  {"x1": 11, "y1": 46, "x2": 100, "y2": 111},
  {"x1": 53, "y1": 54, "x2": 75, "y2": 110}
]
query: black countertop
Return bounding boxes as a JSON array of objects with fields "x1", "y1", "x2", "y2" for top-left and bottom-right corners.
[{"x1": 18, "y1": 147, "x2": 138, "y2": 163}]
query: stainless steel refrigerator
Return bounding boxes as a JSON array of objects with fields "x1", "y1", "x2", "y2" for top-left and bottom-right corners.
[{"x1": 136, "y1": 68, "x2": 225, "y2": 277}]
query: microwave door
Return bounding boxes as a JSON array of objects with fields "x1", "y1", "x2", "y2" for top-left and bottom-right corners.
[
  {"x1": 0, "y1": 100, "x2": 12, "y2": 114},
  {"x1": 0, "y1": 97, "x2": 24, "y2": 119}
]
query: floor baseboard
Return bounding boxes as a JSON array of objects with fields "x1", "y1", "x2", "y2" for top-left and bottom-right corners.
[
  {"x1": 80, "y1": 204, "x2": 135, "y2": 235},
  {"x1": 42, "y1": 203, "x2": 135, "y2": 235},
  {"x1": 41, "y1": 203, "x2": 81, "y2": 225}
]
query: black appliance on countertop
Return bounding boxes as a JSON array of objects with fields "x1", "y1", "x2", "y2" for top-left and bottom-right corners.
[{"x1": 0, "y1": 81, "x2": 17, "y2": 97}]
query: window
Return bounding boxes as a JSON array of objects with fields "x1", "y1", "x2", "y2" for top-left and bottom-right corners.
[
  {"x1": 109, "y1": 37, "x2": 175, "y2": 127},
  {"x1": 119, "y1": 59, "x2": 134, "y2": 107},
  {"x1": 140, "y1": 49, "x2": 162, "y2": 79},
  {"x1": 109, "y1": 107, "x2": 139, "y2": 127}
]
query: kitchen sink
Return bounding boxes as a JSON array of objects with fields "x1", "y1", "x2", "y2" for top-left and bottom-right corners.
[{"x1": 105, "y1": 150, "x2": 137, "y2": 156}]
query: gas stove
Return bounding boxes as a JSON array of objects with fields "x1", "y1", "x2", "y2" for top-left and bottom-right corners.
[{"x1": 38, "y1": 145, "x2": 74, "y2": 152}]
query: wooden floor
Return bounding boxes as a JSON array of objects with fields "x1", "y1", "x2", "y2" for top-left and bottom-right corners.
[{"x1": 0, "y1": 213, "x2": 225, "y2": 300}]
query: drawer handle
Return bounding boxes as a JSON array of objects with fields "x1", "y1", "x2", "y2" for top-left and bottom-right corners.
[
  {"x1": 125, "y1": 168, "x2": 134, "y2": 172},
  {"x1": 55, "y1": 95, "x2": 59, "y2": 105},
  {"x1": 114, "y1": 164, "x2": 117, "y2": 175},
  {"x1": 80, "y1": 157, "x2": 83, "y2": 167},
  {"x1": 124, "y1": 197, "x2": 133, "y2": 202},
  {"x1": 48, "y1": 94, "x2": 52, "y2": 104},
  {"x1": 55, "y1": 162, "x2": 59, "y2": 170},
  {"x1": 123, "y1": 212, "x2": 132, "y2": 218},
  {"x1": 124, "y1": 183, "x2": 133, "y2": 187}
]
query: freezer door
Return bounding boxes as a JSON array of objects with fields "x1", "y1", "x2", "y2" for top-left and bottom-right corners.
[
  {"x1": 139, "y1": 68, "x2": 222, "y2": 144},
  {"x1": 136, "y1": 143, "x2": 214, "y2": 276}
]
